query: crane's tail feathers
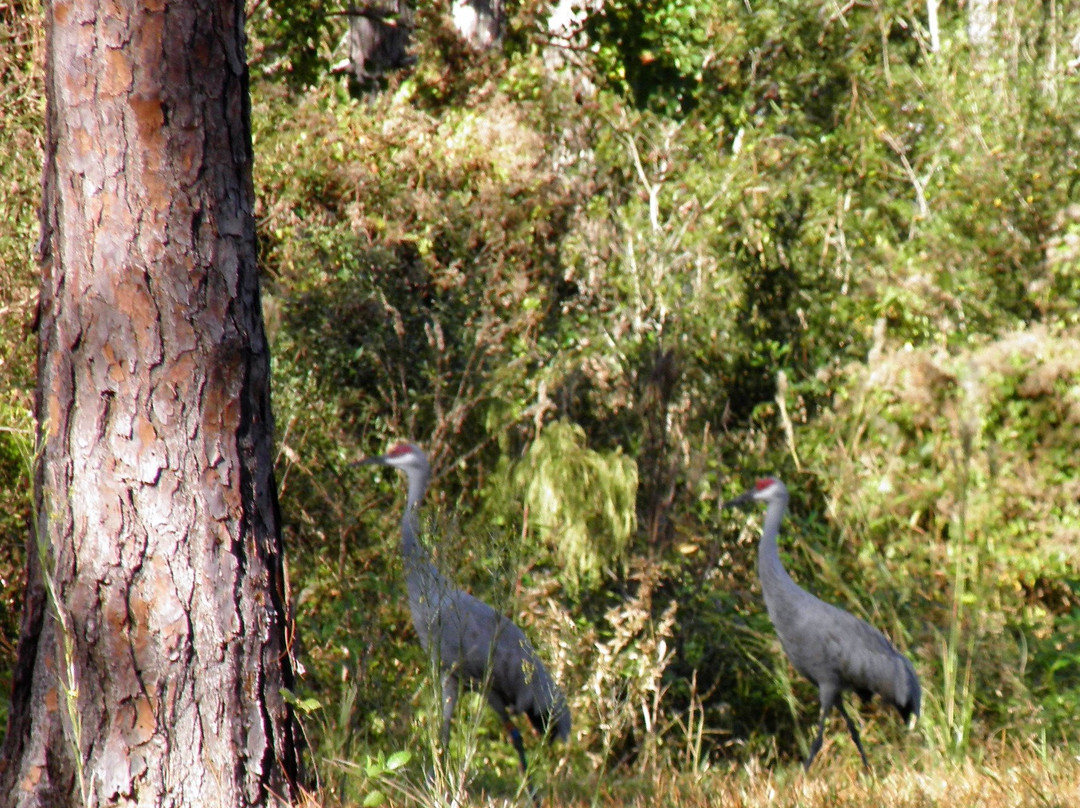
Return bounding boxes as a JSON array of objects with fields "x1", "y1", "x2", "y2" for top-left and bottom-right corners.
[
  {"x1": 526, "y1": 701, "x2": 571, "y2": 744},
  {"x1": 897, "y1": 657, "x2": 921, "y2": 726},
  {"x1": 522, "y1": 681, "x2": 571, "y2": 744}
]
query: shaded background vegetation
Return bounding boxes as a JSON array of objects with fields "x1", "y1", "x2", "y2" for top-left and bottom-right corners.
[{"x1": 3, "y1": 0, "x2": 1080, "y2": 801}]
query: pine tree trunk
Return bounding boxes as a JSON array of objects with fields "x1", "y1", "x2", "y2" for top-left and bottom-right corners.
[{"x1": 0, "y1": 0, "x2": 299, "y2": 805}]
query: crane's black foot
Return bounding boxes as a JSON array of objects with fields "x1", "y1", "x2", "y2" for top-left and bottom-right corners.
[{"x1": 804, "y1": 732, "x2": 824, "y2": 771}]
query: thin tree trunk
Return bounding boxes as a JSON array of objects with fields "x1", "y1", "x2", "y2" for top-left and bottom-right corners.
[
  {"x1": 451, "y1": 0, "x2": 502, "y2": 50},
  {"x1": 0, "y1": 0, "x2": 299, "y2": 804},
  {"x1": 967, "y1": 0, "x2": 997, "y2": 54},
  {"x1": 342, "y1": 0, "x2": 414, "y2": 95}
]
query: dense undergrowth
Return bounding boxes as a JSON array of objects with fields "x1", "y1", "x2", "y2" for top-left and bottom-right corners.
[{"x1": 3, "y1": 0, "x2": 1080, "y2": 804}]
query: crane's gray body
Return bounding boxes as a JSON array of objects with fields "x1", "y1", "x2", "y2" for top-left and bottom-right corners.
[
  {"x1": 403, "y1": 549, "x2": 568, "y2": 739},
  {"x1": 364, "y1": 443, "x2": 570, "y2": 773},
  {"x1": 728, "y1": 478, "x2": 919, "y2": 769}
]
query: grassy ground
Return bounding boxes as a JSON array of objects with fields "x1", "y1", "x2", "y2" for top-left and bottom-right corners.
[
  {"x1": 571, "y1": 752, "x2": 1080, "y2": 808},
  {"x1": 321, "y1": 753, "x2": 1080, "y2": 808},
  {"x1": 306, "y1": 733, "x2": 1080, "y2": 808}
]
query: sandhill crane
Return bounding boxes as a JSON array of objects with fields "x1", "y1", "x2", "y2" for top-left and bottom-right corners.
[
  {"x1": 725, "y1": 477, "x2": 919, "y2": 769},
  {"x1": 361, "y1": 442, "x2": 571, "y2": 778}
]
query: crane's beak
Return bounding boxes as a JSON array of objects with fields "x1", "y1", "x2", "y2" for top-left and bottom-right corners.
[
  {"x1": 353, "y1": 455, "x2": 387, "y2": 468},
  {"x1": 722, "y1": 489, "x2": 755, "y2": 509}
]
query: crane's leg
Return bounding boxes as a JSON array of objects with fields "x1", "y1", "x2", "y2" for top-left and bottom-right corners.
[
  {"x1": 488, "y1": 696, "x2": 529, "y2": 774},
  {"x1": 440, "y1": 673, "x2": 459, "y2": 751},
  {"x1": 835, "y1": 698, "x2": 871, "y2": 770},
  {"x1": 489, "y1": 696, "x2": 539, "y2": 805},
  {"x1": 806, "y1": 687, "x2": 838, "y2": 770},
  {"x1": 505, "y1": 719, "x2": 529, "y2": 775}
]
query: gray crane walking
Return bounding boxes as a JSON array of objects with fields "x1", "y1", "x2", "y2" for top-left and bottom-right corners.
[
  {"x1": 725, "y1": 477, "x2": 919, "y2": 770},
  {"x1": 361, "y1": 442, "x2": 571, "y2": 777}
]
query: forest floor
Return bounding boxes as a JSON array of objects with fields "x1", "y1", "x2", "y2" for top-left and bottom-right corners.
[
  {"x1": 559, "y1": 750, "x2": 1080, "y2": 808},
  {"x1": 310, "y1": 742, "x2": 1080, "y2": 808}
]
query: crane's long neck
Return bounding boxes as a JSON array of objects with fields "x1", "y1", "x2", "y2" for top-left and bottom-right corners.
[
  {"x1": 398, "y1": 466, "x2": 447, "y2": 652},
  {"x1": 757, "y1": 491, "x2": 800, "y2": 600},
  {"x1": 399, "y1": 467, "x2": 445, "y2": 594},
  {"x1": 400, "y1": 470, "x2": 428, "y2": 562}
]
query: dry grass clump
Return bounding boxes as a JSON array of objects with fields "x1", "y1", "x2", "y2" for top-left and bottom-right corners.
[
  {"x1": 330, "y1": 745, "x2": 1080, "y2": 808},
  {"x1": 575, "y1": 747, "x2": 1080, "y2": 808}
]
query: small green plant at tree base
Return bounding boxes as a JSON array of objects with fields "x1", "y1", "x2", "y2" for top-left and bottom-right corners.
[{"x1": 331, "y1": 748, "x2": 412, "y2": 808}]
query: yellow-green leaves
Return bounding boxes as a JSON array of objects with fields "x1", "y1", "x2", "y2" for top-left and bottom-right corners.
[{"x1": 512, "y1": 420, "x2": 638, "y2": 593}]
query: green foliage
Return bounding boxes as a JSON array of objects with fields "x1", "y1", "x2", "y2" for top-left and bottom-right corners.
[
  {"x1": 802, "y1": 328, "x2": 1080, "y2": 756},
  {"x1": 503, "y1": 420, "x2": 638, "y2": 593},
  {"x1": 248, "y1": 0, "x2": 335, "y2": 88},
  {"x1": 582, "y1": 0, "x2": 719, "y2": 115},
  {"x1": 0, "y1": 0, "x2": 41, "y2": 395},
  {"x1": 0, "y1": 400, "x2": 34, "y2": 726},
  {"x1": 244, "y1": 0, "x2": 1080, "y2": 780},
  {"x1": 0, "y1": 0, "x2": 41, "y2": 730},
  {"x1": 253, "y1": 86, "x2": 580, "y2": 469}
]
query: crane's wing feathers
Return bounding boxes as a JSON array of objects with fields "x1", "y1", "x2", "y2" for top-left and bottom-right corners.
[
  {"x1": 419, "y1": 584, "x2": 571, "y2": 741},
  {"x1": 809, "y1": 601, "x2": 920, "y2": 720}
]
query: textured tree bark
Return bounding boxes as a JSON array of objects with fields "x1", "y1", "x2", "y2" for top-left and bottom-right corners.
[{"x1": 0, "y1": 0, "x2": 299, "y2": 805}]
